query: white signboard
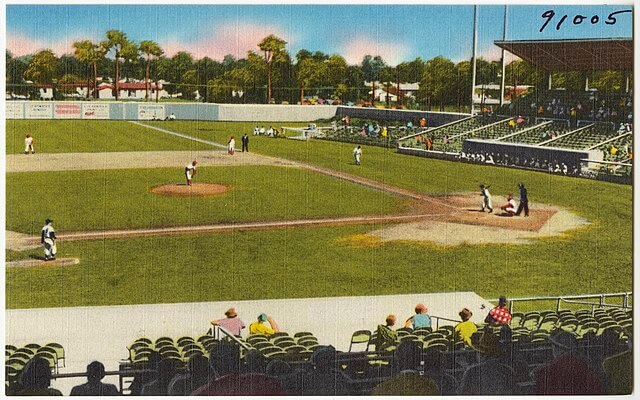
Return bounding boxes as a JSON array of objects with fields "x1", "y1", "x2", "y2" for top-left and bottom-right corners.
[
  {"x1": 5, "y1": 102, "x2": 24, "y2": 119},
  {"x1": 138, "y1": 104, "x2": 165, "y2": 120},
  {"x1": 54, "y1": 103, "x2": 82, "y2": 119},
  {"x1": 25, "y1": 103, "x2": 53, "y2": 119},
  {"x1": 82, "y1": 103, "x2": 110, "y2": 119}
]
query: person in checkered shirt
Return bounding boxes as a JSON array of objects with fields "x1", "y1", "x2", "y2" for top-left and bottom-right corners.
[{"x1": 484, "y1": 296, "x2": 512, "y2": 325}]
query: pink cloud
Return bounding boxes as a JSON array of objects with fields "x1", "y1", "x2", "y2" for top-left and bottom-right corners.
[
  {"x1": 161, "y1": 22, "x2": 293, "y2": 60},
  {"x1": 7, "y1": 33, "x2": 77, "y2": 57},
  {"x1": 479, "y1": 46, "x2": 521, "y2": 63},
  {"x1": 340, "y1": 37, "x2": 408, "y2": 66}
]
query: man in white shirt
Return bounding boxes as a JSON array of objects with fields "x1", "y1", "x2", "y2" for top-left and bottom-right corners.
[
  {"x1": 185, "y1": 160, "x2": 197, "y2": 186},
  {"x1": 353, "y1": 145, "x2": 362, "y2": 165},
  {"x1": 24, "y1": 134, "x2": 35, "y2": 154},
  {"x1": 41, "y1": 219, "x2": 57, "y2": 261}
]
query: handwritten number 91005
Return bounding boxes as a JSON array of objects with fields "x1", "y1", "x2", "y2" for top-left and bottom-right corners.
[{"x1": 540, "y1": 9, "x2": 631, "y2": 32}]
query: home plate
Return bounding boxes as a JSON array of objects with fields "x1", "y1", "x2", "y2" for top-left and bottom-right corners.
[{"x1": 6, "y1": 258, "x2": 80, "y2": 268}]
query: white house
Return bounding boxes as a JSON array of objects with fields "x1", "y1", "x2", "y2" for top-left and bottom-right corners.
[{"x1": 97, "y1": 82, "x2": 169, "y2": 100}]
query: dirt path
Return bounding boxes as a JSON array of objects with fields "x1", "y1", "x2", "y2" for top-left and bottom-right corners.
[{"x1": 6, "y1": 127, "x2": 590, "y2": 250}]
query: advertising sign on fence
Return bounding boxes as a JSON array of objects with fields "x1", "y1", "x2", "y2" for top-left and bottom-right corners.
[
  {"x1": 138, "y1": 104, "x2": 165, "y2": 120},
  {"x1": 82, "y1": 103, "x2": 110, "y2": 119},
  {"x1": 25, "y1": 103, "x2": 53, "y2": 119},
  {"x1": 5, "y1": 102, "x2": 24, "y2": 119},
  {"x1": 54, "y1": 103, "x2": 82, "y2": 119}
]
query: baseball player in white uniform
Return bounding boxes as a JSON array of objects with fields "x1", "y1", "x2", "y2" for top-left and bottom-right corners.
[
  {"x1": 354, "y1": 145, "x2": 362, "y2": 165},
  {"x1": 24, "y1": 134, "x2": 35, "y2": 154},
  {"x1": 41, "y1": 219, "x2": 57, "y2": 261},
  {"x1": 185, "y1": 160, "x2": 197, "y2": 186},
  {"x1": 480, "y1": 184, "x2": 493, "y2": 213}
]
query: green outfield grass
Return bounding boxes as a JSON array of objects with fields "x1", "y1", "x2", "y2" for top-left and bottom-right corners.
[
  {"x1": 6, "y1": 166, "x2": 407, "y2": 233},
  {"x1": 5, "y1": 120, "x2": 632, "y2": 310},
  {"x1": 6, "y1": 221, "x2": 631, "y2": 309},
  {"x1": 5, "y1": 120, "x2": 214, "y2": 153}
]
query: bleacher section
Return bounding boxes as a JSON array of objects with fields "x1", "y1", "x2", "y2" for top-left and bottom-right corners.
[
  {"x1": 499, "y1": 120, "x2": 571, "y2": 145},
  {"x1": 593, "y1": 133, "x2": 633, "y2": 163},
  {"x1": 319, "y1": 125, "x2": 413, "y2": 147},
  {"x1": 542, "y1": 124, "x2": 619, "y2": 150},
  {"x1": 5, "y1": 342, "x2": 65, "y2": 385}
]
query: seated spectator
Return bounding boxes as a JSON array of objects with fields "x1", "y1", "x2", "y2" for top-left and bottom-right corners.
[
  {"x1": 603, "y1": 348, "x2": 633, "y2": 395},
  {"x1": 534, "y1": 331, "x2": 604, "y2": 395},
  {"x1": 248, "y1": 313, "x2": 280, "y2": 335},
  {"x1": 242, "y1": 349, "x2": 267, "y2": 374},
  {"x1": 192, "y1": 342, "x2": 284, "y2": 396},
  {"x1": 458, "y1": 330, "x2": 515, "y2": 395},
  {"x1": 211, "y1": 307, "x2": 245, "y2": 337},
  {"x1": 499, "y1": 195, "x2": 517, "y2": 217},
  {"x1": 287, "y1": 345, "x2": 349, "y2": 395},
  {"x1": 141, "y1": 358, "x2": 181, "y2": 396},
  {"x1": 70, "y1": 361, "x2": 119, "y2": 396},
  {"x1": 454, "y1": 308, "x2": 477, "y2": 346},
  {"x1": 167, "y1": 354, "x2": 210, "y2": 396},
  {"x1": 374, "y1": 314, "x2": 398, "y2": 350},
  {"x1": 9, "y1": 357, "x2": 63, "y2": 396},
  {"x1": 168, "y1": 112, "x2": 176, "y2": 121},
  {"x1": 127, "y1": 351, "x2": 160, "y2": 395},
  {"x1": 405, "y1": 303, "x2": 431, "y2": 329},
  {"x1": 371, "y1": 342, "x2": 440, "y2": 395},
  {"x1": 485, "y1": 296, "x2": 512, "y2": 325}
]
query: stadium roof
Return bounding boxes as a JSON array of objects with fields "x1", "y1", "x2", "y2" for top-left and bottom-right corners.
[{"x1": 494, "y1": 38, "x2": 633, "y2": 72}]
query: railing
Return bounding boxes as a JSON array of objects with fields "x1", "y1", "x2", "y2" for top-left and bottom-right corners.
[
  {"x1": 487, "y1": 292, "x2": 632, "y2": 313},
  {"x1": 429, "y1": 315, "x2": 460, "y2": 329},
  {"x1": 496, "y1": 120, "x2": 553, "y2": 141},
  {"x1": 210, "y1": 324, "x2": 250, "y2": 350},
  {"x1": 52, "y1": 368, "x2": 155, "y2": 395}
]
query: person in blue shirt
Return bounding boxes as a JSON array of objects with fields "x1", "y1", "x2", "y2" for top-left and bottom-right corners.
[{"x1": 404, "y1": 303, "x2": 431, "y2": 329}]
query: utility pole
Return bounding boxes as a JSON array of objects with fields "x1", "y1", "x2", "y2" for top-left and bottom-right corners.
[
  {"x1": 471, "y1": 5, "x2": 478, "y2": 115},
  {"x1": 499, "y1": 5, "x2": 508, "y2": 107}
]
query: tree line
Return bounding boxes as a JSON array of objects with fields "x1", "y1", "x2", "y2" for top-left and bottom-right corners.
[{"x1": 6, "y1": 30, "x2": 629, "y2": 110}]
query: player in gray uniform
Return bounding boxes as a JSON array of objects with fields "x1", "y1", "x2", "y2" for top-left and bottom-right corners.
[
  {"x1": 480, "y1": 184, "x2": 493, "y2": 213},
  {"x1": 41, "y1": 219, "x2": 57, "y2": 261}
]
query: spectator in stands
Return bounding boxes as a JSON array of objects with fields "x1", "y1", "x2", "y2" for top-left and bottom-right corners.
[
  {"x1": 167, "y1": 354, "x2": 211, "y2": 396},
  {"x1": 374, "y1": 314, "x2": 398, "y2": 350},
  {"x1": 405, "y1": 303, "x2": 431, "y2": 329},
  {"x1": 499, "y1": 195, "x2": 517, "y2": 217},
  {"x1": 128, "y1": 351, "x2": 160, "y2": 395},
  {"x1": 371, "y1": 342, "x2": 440, "y2": 395},
  {"x1": 603, "y1": 347, "x2": 633, "y2": 395},
  {"x1": 294, "y1": 346, "x2": 349, "y2": 396},
  {"x1": 211, "y1": 307, "x2": 245, "y2": 337},
  {"x1": 70, "y1": 361, "x2": 119, "y2": 396},
  {"x1": 454, "y1": 308, "x2": 477, "y2": 346},
  {"x1": 192, "y1": 342, "x2": 284, "y2": 395},
  {"x1": 249, "y1": 313, "x2": 280, "y2": 335},
  {"x1": 485, "y1": 296, "x2": 512, "y2": 325},
  {"x1": 534, "y1": 330, "x2": 604, "y2": 395},
  {"x1": 9, "y1": 357, "x2": 62, "y2": 396},
  {"x1": 459, "y1": 330, "x2": 515, "y2": 395},
  {"x1": 141, "y1": 358, "x2": 181, "y2": 396},
  {"x1": 242, "y1": 350, "x2": 267, "y2": 374}
]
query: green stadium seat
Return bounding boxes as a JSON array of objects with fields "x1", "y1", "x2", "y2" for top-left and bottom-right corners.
[
  {"x1": 284, "y1": 345, "x2": 307, "y2": 354},
  {"x1": 297, "y1": 338, "x2": 319, "y2": 347},
  {"x1": 348, "y1": 330, "x2": 372, "y2": 352},
  {"x1": 293, "y1": 331, "x2": 314, "y2": 339},
  {"x1": 270, "y1": 332, "x2": 290, "y2": 339}
]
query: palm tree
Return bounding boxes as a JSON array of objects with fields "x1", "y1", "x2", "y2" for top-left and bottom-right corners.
[
  {"x1": 258, "y1": 35, "x2": 287, "y2": 104},
  {"x1": 101, "y1": 30, "x2": 133, "y2": 100},
  {"x1": 139, "y1": 40, "x2": 164, "y2": 101},
  {"x1": 73, "y1": 40, "x2": 105, "y2": 99}
]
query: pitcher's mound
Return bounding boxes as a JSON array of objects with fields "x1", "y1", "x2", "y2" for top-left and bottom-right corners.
[
  {"x1": 7, "y1": 258, "x2": 80, "y2": 268},
  {"x1": 151, "y1": 183, "x2": 229, "y2": 197}
]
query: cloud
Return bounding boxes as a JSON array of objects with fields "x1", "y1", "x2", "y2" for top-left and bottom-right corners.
[
  {"x1": 340, "y1": 37, "x2": 409, "y2": 66},
  {"x1": 7, "y1": 33, "x2": 77, "y2": 57},
  {"x1": 161, "y1": 22, "x2": 293, "y2": 60},
  {"x1": 479, "y1": 46, "x2": 521, "y2": 63}
]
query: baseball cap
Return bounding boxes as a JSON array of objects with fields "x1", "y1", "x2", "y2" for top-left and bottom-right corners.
[{"x1": 258, "y1": 313, "x2": 268, "y2": 322}]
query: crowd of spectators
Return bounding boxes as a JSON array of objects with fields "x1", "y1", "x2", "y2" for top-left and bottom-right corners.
[{"x1": 459, "y1": 151, "x2": 581, "y2": 176}]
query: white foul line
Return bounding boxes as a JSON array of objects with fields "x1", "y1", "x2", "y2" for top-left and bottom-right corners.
[{"x1": 129, "y1": 120, "x2": 228, "y2": 149}]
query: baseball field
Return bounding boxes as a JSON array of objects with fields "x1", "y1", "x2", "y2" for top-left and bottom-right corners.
[{"x1": 5, "y1": 120, "x2": 633, "y2": 310}]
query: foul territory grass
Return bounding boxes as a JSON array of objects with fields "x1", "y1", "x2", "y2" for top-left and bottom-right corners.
[
  {"x1": 6, "y1": 165, "x2": 407, "y2": 233},
  {"x1": 5, "y1": 120, "x2": 214, "y2": 154},
  {"x1": 6, "y1": 222, "x2": 632, "y2": 310}
]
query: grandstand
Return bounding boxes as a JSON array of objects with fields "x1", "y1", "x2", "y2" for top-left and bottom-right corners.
[{"x1": 6, "y1": 292, "x2": 632, "y2": 395}]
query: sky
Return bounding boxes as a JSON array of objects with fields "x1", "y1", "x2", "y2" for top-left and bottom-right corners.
[{"x1": 5, "y1": 4, "x2": 633, "y2": 65}]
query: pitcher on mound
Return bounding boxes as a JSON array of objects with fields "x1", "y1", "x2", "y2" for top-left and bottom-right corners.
[
  {"x1": 41, "y1": 219, "x2": 57, "y2": 261},
  {"x1": 185, "y1": 160, "x2": 197, "y2": 186}
]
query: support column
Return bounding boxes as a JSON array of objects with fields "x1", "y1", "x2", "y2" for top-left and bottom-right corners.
[
  {"x1": 585, "y1": 76, "x2": 589, "y2": 91},
  {"x1": 499, "y1": 5, "x2": 508, "y2": 107},
  {"x1": 548, "y1": 73, "x2": 552, "y2": 91}
]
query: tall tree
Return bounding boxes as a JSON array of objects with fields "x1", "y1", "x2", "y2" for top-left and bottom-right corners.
[
  {"x1": 139, "y1": 40, "x2": 164, "y2": 101},
  {"x1": 73, "y1": 40, "x2": 105, "y2": 99},
  {"x1": 23, "y1": 49, "x2": 59, "y2": 84},
  {"x1": 258, "y1": 35, "x2": 288, "y2": 103},
  {"x1": 101, "y1": 30, "x2": 133, "y2": 100},
  {"x1": 296, "y1": 57, "x2": 327, "y2": 103},
  {"x1": 361, "y1": 55, "x2": 386, "y2": 104},
  {"x1": 419, "y1": 56, "x2": 456, "y2": 110}
]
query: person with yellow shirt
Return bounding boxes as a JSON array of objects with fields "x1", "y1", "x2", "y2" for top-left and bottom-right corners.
[
  {"x1": 249, "y1": 313, "x2": 280, "y2": 335},
  {"x1": 454, "y1": 308, "x2": 477, "y2": 346}
]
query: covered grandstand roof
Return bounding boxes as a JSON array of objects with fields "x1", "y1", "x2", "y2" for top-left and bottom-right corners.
[{"x1": 494, "y1": 38, "x2": 633, "y2": 71}]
